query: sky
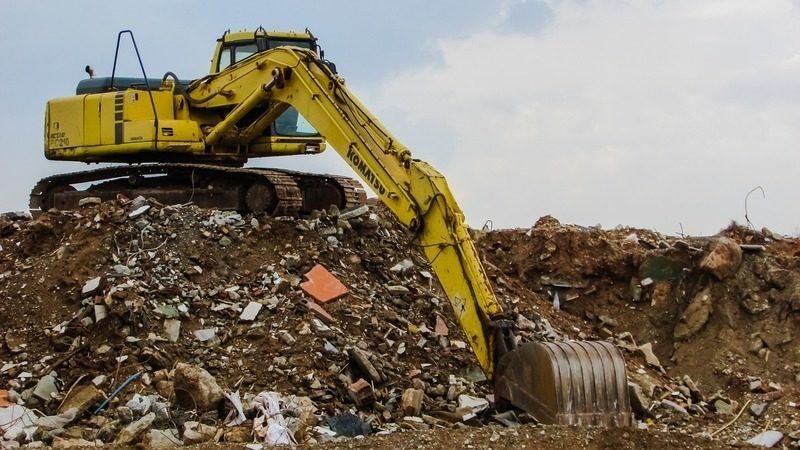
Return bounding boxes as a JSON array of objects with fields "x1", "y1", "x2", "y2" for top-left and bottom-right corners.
[{"x1": 0, "y1": 0, "x2": 798, "y2": 235}]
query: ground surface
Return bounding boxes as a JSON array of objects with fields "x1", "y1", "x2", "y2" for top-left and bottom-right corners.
[{"x1": 0, "y1": 200, "x2": 797, "y2": 448}]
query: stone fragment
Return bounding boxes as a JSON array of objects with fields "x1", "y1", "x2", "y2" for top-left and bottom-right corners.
[
  {"x1": 348, "y1": 347, "x2": 382, "y2": 383},
  {"x1": 183, "y1": 422, "x2": 218, "y2": 444},
  {"x1": 339, "y1": 204, "x2": 369, "y2": 220},
  {"x1": 401, "y1": 388, "x2": 424, "y2": 416},
  {"x1": 33, "y1": 375, "x2": 59, "y2": 401},
  {"x1": 747, "y1": 430, "x2": 783, "y2": 447},
  {"x1": 194, "y1": 328, "x2": 217, "y2": 342},
  {"x1": 300, "y1": 264, "x2": 348, "y2": 303},
  {"x1": 82, "y1": 277, "x2": 101, "y2": 296},
  {"x1": 387, "y1": 285, "x2": 410, "y2": 294},
  {"x1": 750, "y1": 379, "x2": 766, "y2": 393},
  {"x1": 660, "y1": 399, "x2": 688, "y2": 415},
  {"x1": 115, "y1": 412, "x2": 155, "y2": 445},
  {"x1": 128, "y1": 205, "x2": 151, "y2": 219},
  {"x1": 636, "y1": 343, "x2": 663, "y2": 370},
  {"x1": 164, "y1": 319, "x2": 180, "y2": 342},
  {"x1": 714, "y1": 399, "x2": 734, "y2": 415},
  {"x1": 239, "y1": 302, "x2": 263, "y2": 321},
  {"x1": 699, "y1": 237, "x2": 742, "y2": 280},
  {"x1": 627, "y1": 382, "x2": 653, "y2": 418},
  {"x1": 58, "y1": 384, "x2": 102, "y2": 415},
  {"x1": 750, "y1": 402, "x2": 769, "y2": 418},
  {"x1": 148, "y1": 429, "x2": 183, "y2": 448},
  {"x1": 173, "y1": 363, "x2": 224, "y2": 412},
  {"x1": 78, "y1": 197, "x2": 102, "y2": 207},
  {"x1": 674, "y1": 288, "x2": 713, "y2": 340}
]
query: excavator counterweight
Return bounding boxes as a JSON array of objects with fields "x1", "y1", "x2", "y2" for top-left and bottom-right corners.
[{"x1": 40, "y1": 30, "x2": 632, "y2": 426}]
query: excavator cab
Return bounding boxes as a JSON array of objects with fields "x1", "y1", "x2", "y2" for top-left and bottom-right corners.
[{"x1": 210, "y1": 28, "x2": 320, "y2": 141}]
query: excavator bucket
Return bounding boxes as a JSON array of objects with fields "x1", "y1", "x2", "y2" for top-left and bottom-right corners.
[{"x1": 494, "y1": 340, "x2": 632, "y2": 427}]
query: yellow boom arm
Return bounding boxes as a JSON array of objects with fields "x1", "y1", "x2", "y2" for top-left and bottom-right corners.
[{"x1": 185, "y1": 47, "x2": 506, "y2": 377}]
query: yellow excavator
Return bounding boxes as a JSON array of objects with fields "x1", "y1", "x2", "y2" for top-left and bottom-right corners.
[{"x1": 39, "y1": 29, "x2": 632, "y2": 426}]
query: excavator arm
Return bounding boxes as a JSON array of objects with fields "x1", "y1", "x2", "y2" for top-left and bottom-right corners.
[{"x1": 184, "y1": 47, "x2": 632, "y2": 426}]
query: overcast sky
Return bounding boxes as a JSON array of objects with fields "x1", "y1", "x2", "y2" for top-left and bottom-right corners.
[{"x1": 1, "y1": 0, "x2": 798, "y2": 235}]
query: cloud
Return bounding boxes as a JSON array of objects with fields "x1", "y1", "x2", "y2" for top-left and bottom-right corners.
[{"x1": 366, "y1": 0, "x2": 800, "y2": 234}]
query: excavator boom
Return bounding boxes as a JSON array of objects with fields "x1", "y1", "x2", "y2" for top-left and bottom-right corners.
[{"x1": 180, "y1": 46, "x2": 632, "y2": 425}]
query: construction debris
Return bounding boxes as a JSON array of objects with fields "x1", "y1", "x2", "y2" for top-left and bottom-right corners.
[{"x1": 0, "y1": 200, "x2": 798, "y2": 448}]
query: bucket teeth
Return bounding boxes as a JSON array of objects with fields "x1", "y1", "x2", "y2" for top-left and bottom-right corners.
[{"x1": 495, "y1": 340, "x2": 633, "y2": 427}]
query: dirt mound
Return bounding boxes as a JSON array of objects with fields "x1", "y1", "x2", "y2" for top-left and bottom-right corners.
[{"x1": 0, "y1": 200, "x2": 797, "y2": 448}]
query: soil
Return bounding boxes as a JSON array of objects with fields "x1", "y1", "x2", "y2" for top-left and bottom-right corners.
[{"x1": 0, "y1": 202, "x2": 797, "y2": 448}]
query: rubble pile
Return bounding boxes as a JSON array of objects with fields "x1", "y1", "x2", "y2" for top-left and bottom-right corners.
[
  {"x1": 478, "y1": 216, "x2": 800, "y2": 446},
  {"x1": 0, "y1": 200, "x2": 797, "y2": 448},
  {"x1": 0, "y1": 198, "x2": 524, "y2": 448}
]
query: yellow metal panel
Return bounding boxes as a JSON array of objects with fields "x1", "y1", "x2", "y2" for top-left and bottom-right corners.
[
  {"x1": 45, "y1": 97, "x2": 84, "y2": 151},
  {"x1": 83, "y1": 95, "x2": 101, "y2": 146}
]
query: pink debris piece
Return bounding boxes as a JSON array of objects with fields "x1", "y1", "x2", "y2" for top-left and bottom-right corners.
[
  {"x1": 434, "y1": 315, "x2": 449, "y2": 336},
  {"x1": 300, "y1": 264, "x2": 349, "y2": 303},
  {"x1": 306, "y1": 300, "x2": 336, "y2": 323}
]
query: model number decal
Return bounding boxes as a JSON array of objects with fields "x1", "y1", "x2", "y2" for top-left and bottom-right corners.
[{"x1": 49, "y1": 132, "x2": 69, "y2": 147}]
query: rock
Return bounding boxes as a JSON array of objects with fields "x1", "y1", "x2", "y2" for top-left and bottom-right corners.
[
  {"x1": 173, "y1": 363, "x2": 224, "y2": 412},
  {"x1": 115, "y1": 412, "x2": 155, "y2": 445},
  {"x1": 82, "y1": 277, "x2": 102, "y2": 296},
  {"x1": 401, "y1": 388, "x2": 424, "y2": 416},
  {"x1": 77, "y1": 197, "x2": 102, "y2": 207},
  {"x1": 33, "y1": 375, "x2": 59, "y2": 401},
  {"x1": 387, "y1": 285, "x2": 410, "y2": 294},
  {"x1": 674, "y1": 288, "x2": 713, "y2": 340},
  {"x1": 699, "y1": 237, "x2": 742, "y2": 280},
  {"x1": 660, "y1": 399, "x2": 688, "y2": 415},
  {"x1": 148, "y1": 429, "x2": 183, "y2": 447},
  {"x1": 239, "y1": 302, "x2": 263, "y2": 321},
  {"x1": 58, "y1": 384, "x2": 102, "y2": 415},
  {"x1": 339, "y1": 205, "x2": 369, "y2": 220},
  {"x1": 636, "y1": 343, "x2": 663, "y2": 371},
  {"x1": 183, "y1": 422, "x2": 218, "y2": 444},
  {"x1": 194, "y1": 328, "x2": 217, "y2": 342},
  {"x1": 128, "y1": 205, "x2": 151, "y2": 219},
  {"x1": 164, "y1": 319, "x2": 181, "y2": 342},
  {"x1": 750, "y1": 379, "x2": 766, "y2": 393},
  {"x1": 116, "y1": 406, "x2": 134, "y2": 424},
  {"x1": 628, "y1": 382, "x2": 653, "y2": 418},
  {"x1": 714, "y1": 399, "x2": 734, "y2": 416},
  {"x1": 747, "y1": 430, "x2": 783, "y2": 447},
  {"x1": 348, "y1": 347, "x2": 382, "y2": 383},
  {"x1": 750, "y1": 402, "x2": 769, "y2": 418}
]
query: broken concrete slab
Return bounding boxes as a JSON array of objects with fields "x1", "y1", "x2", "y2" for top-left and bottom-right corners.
[
  {"x1": 239, "y1": 301, "x2": 263, "y2": 321},
  {"x1": 699, "y1": 237, "x2": 742, "y2": 281},
  {"x1": 674, "y1": 288, "x2": 713, "y2": 340},
  {"x1": 173, "y1": 363, "x2": 224, "y2": 412},
  {"x1": 401, "y1": 388, "x2": 424, "y2": 416},
  {"x1": 58, "y1": 384, "x2": 102, "y2": 415},
  {"x1": 115, "y1": 412, "x2": 155, "y2": 445},
  {"x1": 300, "y1": 264, "x2": 349, "y2": 303}
]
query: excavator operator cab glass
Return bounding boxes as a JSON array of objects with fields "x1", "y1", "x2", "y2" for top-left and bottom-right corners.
[{"x1": 215, "y1": 36, "x2": 319, "y2": 138}]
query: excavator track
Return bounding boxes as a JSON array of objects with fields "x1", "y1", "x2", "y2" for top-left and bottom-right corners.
[{"x1": 29, "y1": 164, "x2": 365, "y2": 217}]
